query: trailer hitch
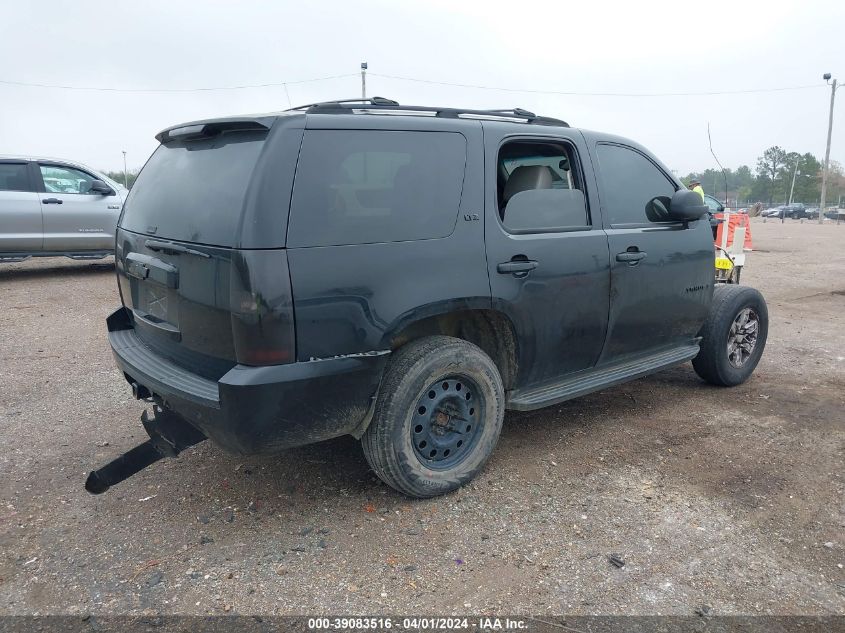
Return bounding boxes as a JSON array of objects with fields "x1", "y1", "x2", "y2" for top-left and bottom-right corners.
[{"x1": 85, "y1": 406, "x2": 206, "y2": 494}]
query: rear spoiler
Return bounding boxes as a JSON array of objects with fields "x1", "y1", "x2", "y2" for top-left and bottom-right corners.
[{"x1": 155, "y1": 116, "x2": 276, "y2": 143}]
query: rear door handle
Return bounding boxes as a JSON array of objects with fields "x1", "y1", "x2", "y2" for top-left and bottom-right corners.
[
  {"x1": 497, "y1": 259, "x2": 538, "y2": 275},
  {"x1": 42, "y1": 198, "x2": 63, "y2": 204},
  {"x1": 616, "y1": 251, "x2": 647, "y2": 263}
]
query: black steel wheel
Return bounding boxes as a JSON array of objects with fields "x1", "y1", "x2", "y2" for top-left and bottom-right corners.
[
  {"x1": 362, "y1": 336, "x2": 504, "y2": 498},
  {"x1": 411, "y1": 376, "x2": 484, "y2": 470}
]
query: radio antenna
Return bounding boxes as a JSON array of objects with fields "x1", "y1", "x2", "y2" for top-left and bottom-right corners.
[{"x1": 707, "y1": 122, "x2": 729, "y2": 206}]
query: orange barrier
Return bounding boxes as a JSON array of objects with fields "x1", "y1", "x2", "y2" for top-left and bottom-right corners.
[{"x1": 714, "y1": 212, "x2": 753, "y2": 251}]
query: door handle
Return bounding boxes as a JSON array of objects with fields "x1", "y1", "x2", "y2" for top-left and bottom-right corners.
[
  {"x1": 616, "y1": 251, "x2": 647, "y2": 264},
  {"x1": 42, "y1": 198, "x2": 63, "y2": 204},
  {"x1": 497, "y1": 259, "x2": 538, "y2": 275}
]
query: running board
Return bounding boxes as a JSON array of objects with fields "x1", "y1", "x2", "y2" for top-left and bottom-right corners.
[{"x1": 506, "y1": 342, "x2": 701, "y2": 411}]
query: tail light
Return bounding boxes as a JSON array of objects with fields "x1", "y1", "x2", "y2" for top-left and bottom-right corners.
[{"x1": 230, "y1": 250, "x2": 295, "y2": 366}]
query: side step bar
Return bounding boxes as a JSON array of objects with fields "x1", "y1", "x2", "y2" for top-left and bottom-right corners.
[
  {"x1": 507, "y1": 342, "x2": 701, "y2": 411},
  {"x1": 85, "y1": 406, "x2": 206, "y2": 494}
]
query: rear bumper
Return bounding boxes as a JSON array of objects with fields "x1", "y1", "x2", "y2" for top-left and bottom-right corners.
[{"x1": 107, "y1": 307, "x2": 389, "y2": 454}]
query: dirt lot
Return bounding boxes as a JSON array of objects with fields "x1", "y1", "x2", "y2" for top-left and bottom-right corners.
[{"x1": 0, "y1": 219, "x2": 843, "y2": 616}]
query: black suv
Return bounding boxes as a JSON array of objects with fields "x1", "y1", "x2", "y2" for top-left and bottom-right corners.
[
  {"x1": 783, "y1": 203, "x2": 807, "y2": 219},
  {"x1": 88, "y1": 98, "x2": 769, "y2": 498}
]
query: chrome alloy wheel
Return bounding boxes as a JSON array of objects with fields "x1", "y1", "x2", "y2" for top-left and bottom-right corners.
[{"x1": 727, "y1": 307, "x2": 759, "y2": 368}]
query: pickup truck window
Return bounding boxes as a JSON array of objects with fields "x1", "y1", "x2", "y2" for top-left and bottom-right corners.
[
  {"x1": 596, "y1": 143, "x2": 677, "y2": 226},
  {"x1": 288, "y1": 130, "x2": 466, "y2": 247},
  {"x1": 39, "y1": 165, "x2": 96, "y2": 194},
  {"x1": 0, "y1": 162, "x2": 31, "y2": 192}
]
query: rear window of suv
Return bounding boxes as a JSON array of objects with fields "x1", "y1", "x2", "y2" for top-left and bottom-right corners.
[
  {"x1": 121, "y1": 129, "x2": 267, "y2": 247},
  {"x1": 287, "y1": 130, "x2": 466, "y2": 247}
]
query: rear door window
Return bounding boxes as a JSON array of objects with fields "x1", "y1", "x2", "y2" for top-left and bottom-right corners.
[
  {"x1": 121, "y1": 129, "x2": 267, "y2": 247},
  {"x1": 287, "y1": 130, "x2": 466, "y2": 247}
]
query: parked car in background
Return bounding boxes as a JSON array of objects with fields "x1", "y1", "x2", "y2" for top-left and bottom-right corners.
[
  {"x1": 0, "y1": 156, "x2": 127, "y2": 262},
  {"x1": 702, "y1": 193, "x2": 725, "y2": 214},
  {"x1": 762, "y1": 206, "x2": 787, "y2": 218},
  {"x1": 782, "y1": 203, "x2": 807, "y2": 219},
  {"x1": 805, "y1": 207, "x2": 820, "y2": 219}
]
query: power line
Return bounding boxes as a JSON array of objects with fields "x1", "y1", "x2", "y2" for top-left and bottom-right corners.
[
  {"x1": 0, "y1": 70, "x2": 829, "y2": 98},
  {"x1": 369, "y1": 72, "x2": 825, "y2": 97},
  {"x1": 0, "y1": 73, "x2": 358, "y2": 93}
]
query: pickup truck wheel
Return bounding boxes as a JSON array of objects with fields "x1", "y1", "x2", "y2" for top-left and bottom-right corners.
[
  {"x1": 693, "y1": 285, "x2": 768, "y2": 386},
  {"x1": 362, "y1": 336, "x2": 504, "y2": 498}
]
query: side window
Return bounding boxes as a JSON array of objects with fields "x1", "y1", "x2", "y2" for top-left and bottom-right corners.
[
  {"x1": 497, "y1": 140, "x2": 589, "y2": 232},
  {"x1": 288, "y1": 130, "x2": 466, "y2": 247},
  {"x1": 0, "y1": 163, "x2": 31, "y2": 192},
  {"x1": 39, "y1": 165, "x2": 96, "y2": 194},
  {"x1": 703, "y1": 195, "x2": 722, "y2": 213},
  {"x1": 595, "y1": 143, "x2": 677, "y2": 226}
]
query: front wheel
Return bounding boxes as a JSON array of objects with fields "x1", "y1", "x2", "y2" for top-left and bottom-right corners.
[
  {"x1": 362, "y1": 336, "x2": 505, "y2": 498},
  {"x1": 693, "y1": 285, "x2": 768, "y2": 386}
]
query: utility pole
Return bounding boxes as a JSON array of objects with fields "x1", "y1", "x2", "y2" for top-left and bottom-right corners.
[
  {"x1": 788, "y1": 158, "x2": 800, "y2": 205},
  {"x1": 819, "y1": 74, "x2": 838, "y2": 224},
  {"x1": 122, "y1": 151, "x2": 128, "y2": 189},
  {"x1": 361, "y1": 62, "x2": 367, "y2": 100}
]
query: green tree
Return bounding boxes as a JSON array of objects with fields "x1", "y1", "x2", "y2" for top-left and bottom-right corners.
[
  {"x1": 755, "y1": 146, "x2": 788, "y2": 204},
  {"x1": 825, "y1": 161, "x2": 845, "y2": 207},
  {"x1": 680, "y1": 150, "x2": 824, "y2": 207},
  {"x1": 680, "y1": 164, "x2": 756, "y2": 202},
  {"x1": 791, "y1": 153, "x2": 822, "y2": 204},
  {"x1": 734, "y1": 165, "x2": 753, "y2": 189},
  {"x1": 779, "y1": 152, "x2": 802, "y2": 203},
  {"x1": 103, "y1": 169, "x2": 139, "y2": 189}
]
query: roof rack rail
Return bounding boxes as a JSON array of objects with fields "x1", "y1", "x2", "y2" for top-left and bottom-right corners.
[
  {"x1": 286, "y1": 98, "x2": 569, "y2": 127},
  {"x1": 286, "y1": 97, "x2": 400, "y2": 111}
]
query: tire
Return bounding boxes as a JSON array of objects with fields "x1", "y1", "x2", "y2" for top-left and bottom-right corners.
[
  {"x1": 361, "y1": 335, "x2": 505, "y2": 498},
  {"x1": 692, "y1": 285, "x2": 768, "y2": 386}
]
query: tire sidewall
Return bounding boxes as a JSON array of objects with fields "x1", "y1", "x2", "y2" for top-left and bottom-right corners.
[
  {"x1": 710, "y1": 288, "x2": 768, "y2": 384},
  {"x1": 385, "y1": 342, "x2": 503, "y2": 496}
]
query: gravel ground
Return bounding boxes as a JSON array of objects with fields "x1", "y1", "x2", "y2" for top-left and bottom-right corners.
[{"x1": 0, "y1": 219, "x2": 843, "y2": 616}]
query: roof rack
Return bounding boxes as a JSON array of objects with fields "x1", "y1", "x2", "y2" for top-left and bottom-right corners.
[{"x1": 285, "y1": 98, "x2": 569, "y2": 127}]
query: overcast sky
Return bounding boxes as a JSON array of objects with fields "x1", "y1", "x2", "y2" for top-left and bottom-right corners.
[{"x1": 1, "y1": 0, "x2": 843, "y2": 180}]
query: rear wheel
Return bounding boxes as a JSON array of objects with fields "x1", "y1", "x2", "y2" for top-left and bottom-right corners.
[
  {"x1": 693, "y1": 285, "x2": 768, "y2": 386},
  {"x1": 362, "y1": 336, "x2": 504, "y2": 498}
]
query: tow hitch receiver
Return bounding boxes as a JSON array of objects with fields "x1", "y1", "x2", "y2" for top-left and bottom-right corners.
[{"x1": 85, "y1": 406, "x2": 206, "y2": 494}]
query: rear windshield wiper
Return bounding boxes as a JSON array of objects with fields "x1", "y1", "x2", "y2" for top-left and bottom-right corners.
[{"x1": 144, "y1": 239, "x2": 211, "y2": 258}]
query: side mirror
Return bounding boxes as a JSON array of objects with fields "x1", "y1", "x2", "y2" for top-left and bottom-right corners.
[
  {"x1": 667, "y1": 190, "x2": 708, "y2": 222},
  {"x1": 89, "y1": 179, "x2": 115, "y2": 196}
]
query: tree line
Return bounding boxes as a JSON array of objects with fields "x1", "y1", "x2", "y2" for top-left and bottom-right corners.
[
  {"x1": 103, "y1": 170, "x2": 139, "y2": 189},
  {"x1": 681, "y1": 147, "x2": 844, "y2": 207}
]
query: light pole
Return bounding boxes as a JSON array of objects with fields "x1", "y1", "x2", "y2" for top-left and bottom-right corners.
[
  {"x1": 122, "y1": 151, "x2": 128, "y2": 189},
  {"x1": 788, "y1": 158, "x2": 800, "y2": 205},
  {"x1": 361, "y1": 62, "x2": 367, "y2": 100},
  {"x1": 818, "y1": 73, "x2": 838, "y2": 224}
]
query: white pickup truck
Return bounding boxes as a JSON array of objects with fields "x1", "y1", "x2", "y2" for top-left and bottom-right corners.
[{"x1": 0, "y1": 155, "x2": 128, "y2": 262}]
